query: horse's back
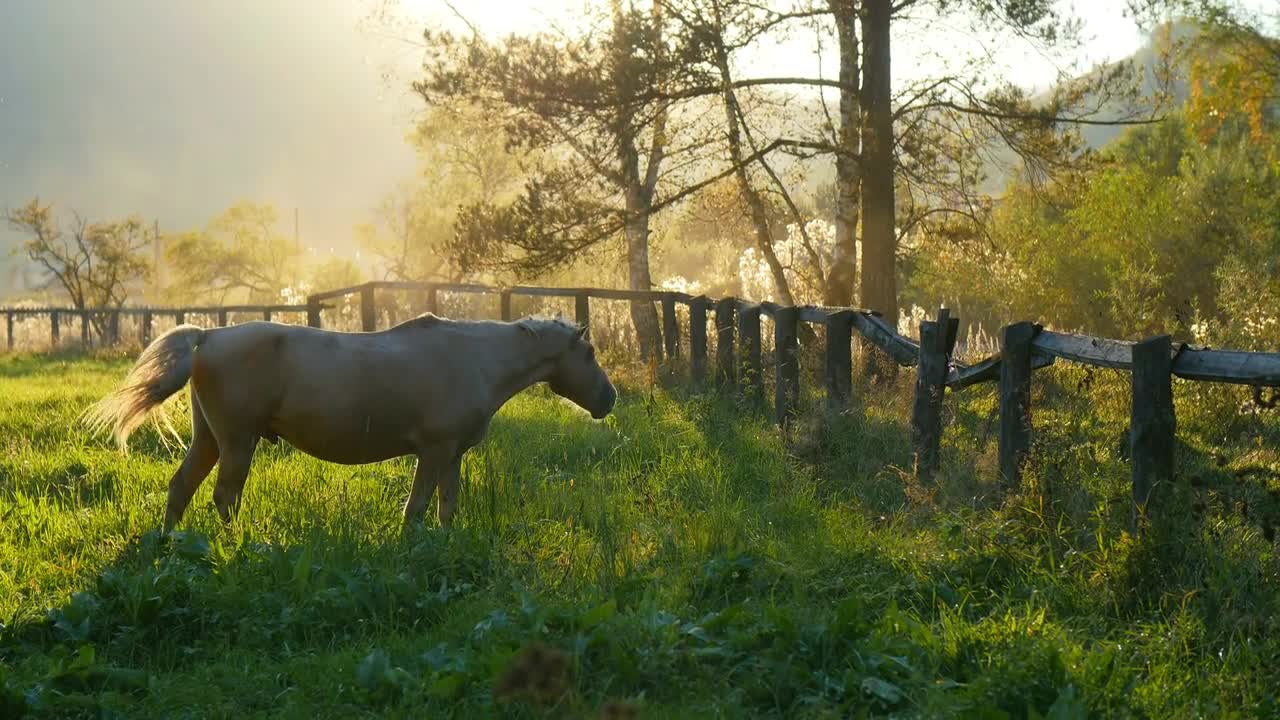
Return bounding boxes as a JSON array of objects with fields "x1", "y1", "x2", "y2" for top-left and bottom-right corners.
[{"x1": 193, "y1": 321, "x2": 432, "y2": 462}]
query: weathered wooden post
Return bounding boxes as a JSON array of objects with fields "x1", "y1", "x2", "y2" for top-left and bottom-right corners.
[
  {"x1": 689, "y1": 296, "x2": 708, "y2": 384},
  {"x1": 108, "y1": 310, "x2": 121, "y2": 346},
  {"x1": 999, "y1": 321, "x2": 1038, "y2": 489},
  {"x1": 500, "y1": 290, "x2": 513, "y2": 322},
  {"x1": 141, "y1": 310, "x2": 153, "y2": 346},
  {"x1": 176, "y1": 310, "x2": 186, "y2": 326},
  {"x1": 50, "y1": 311, "x2": 60, "y2": 346},
  {"x1": 738, "y1": 304, "x2": 763, "y2": 400},
  {"x1": 574, "y1": 291, "x2": 590, "y2": 337},
  {"x1": 306, "y1": 297, "x2": 320, "y2": 328},
  {"x1": 217, "y1": 309, "x2": 229, "y2": 327},
  {"x1": 714, "y1": 298, "x2": 736, "y2": 386},
  {"x1": 425, "y1": 285, "x2": 439, "y2": 315},
  {"x1": 825, "y1": 310, "x2": 854, "y2": 409},
  {"x1": 1131, "y1": 335, "x2": 1175, "y2": 527},
  {"x1": 775, "y1": 306, "x2": 801, "y2": 427},
  {"x1": 360, "y1": 284, "x2": 376, "y2": 332},
  {"x1": 661, "y1": 294, "x2": 680, "y2": 360},
  {"x1": 263, "y1": 309, "x2": 273, "y2": 322},
  {"x1": 5, "y1": 312, "x2": 13, "y2": 351},
  {"x1": 911, "y1": 308, "x2": 955, "y2": 483},
  {"x1": 80, "y1": 311, "x2": 90, "y2": 347}
]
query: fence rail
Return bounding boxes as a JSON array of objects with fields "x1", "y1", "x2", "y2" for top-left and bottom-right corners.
[
  {"x1": 300, "y1": 280, "x2": 1280, "y2": 526},
  {"x1": 0, "y1": 303, "x2": 319, "y2": 350},
  {"x1": 6, "y1": 279, "x2": 1279, "y2": 526}
]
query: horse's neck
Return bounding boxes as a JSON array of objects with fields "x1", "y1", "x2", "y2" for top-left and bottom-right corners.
[{"x1": 487, "y1": 327, "x2": 560, "y2": 409}]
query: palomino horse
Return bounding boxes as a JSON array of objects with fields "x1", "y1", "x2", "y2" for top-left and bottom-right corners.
[{"x1": 85, "y1": 314, "x2": 616, "y2": 532}]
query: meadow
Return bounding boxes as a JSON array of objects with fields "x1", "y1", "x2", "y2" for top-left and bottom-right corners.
[{"x1": 1, "y1": 351, "x2": 1277, "y2": 718}]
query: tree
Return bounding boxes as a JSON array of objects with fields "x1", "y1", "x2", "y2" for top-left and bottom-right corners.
[
  {"x1": 417, "y1": 1, "x2": 702, "y2": 359},
  {"x1": 665, "y1": 0, "x2": 808, "y2": 304},
  {"x1": 359, "y1": 104, "x2": 525, "y2": 284},
  {"x1": 5, "y1": 199, "x2": 152, "y2": 323},
  {"x1": 164, "y1": 202, "x2": 301, "y2": 304},
  {"x1": 646, "y1": 0, "x2": 1153, "y2": 323},
  {"x1": 357, "y1": 182, "x2": 454, "y2": 283}
]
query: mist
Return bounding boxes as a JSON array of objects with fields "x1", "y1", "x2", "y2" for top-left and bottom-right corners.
[{"x1": 0, "y1": 0, "x2": 420, "y2": 294}]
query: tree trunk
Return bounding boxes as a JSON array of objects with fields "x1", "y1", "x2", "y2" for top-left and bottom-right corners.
[
  {"x1": 710, "y1": 16, "x2": 797, "y2": 307},
  {"x1": 824, "y1": 0, "x2": 861, "y2": 307},
  {"x1": 858, "y1": 0, "x2": 897, "y2": 323},
  {"x1": 611, "y1": 0, "x2": 663, "y2": 361},
  {"x1": 624, "y1": 187, "x2": 663, "y2": 360}
]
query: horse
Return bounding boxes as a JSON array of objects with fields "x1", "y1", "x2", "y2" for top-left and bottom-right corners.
[{"x1": 84, "y1": 314, "x2": 616, "y2": 532}]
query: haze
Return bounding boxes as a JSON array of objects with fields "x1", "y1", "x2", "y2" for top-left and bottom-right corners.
[{"x1": 0, "y1": 0, "x2": 1234, "y2": 294}]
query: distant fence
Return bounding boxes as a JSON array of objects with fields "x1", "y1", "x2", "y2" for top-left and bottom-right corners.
[
  {"x1": 0, "y1": 304, "x2": 319, "y2": 350},
  {"x1": 7, "y1": 279, "x2": 1280, "y2": 524}
]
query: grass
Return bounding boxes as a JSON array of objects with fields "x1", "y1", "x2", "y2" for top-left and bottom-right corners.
[{"x1": 0, "y1": 350, "x2": 1277, "y2": 718}]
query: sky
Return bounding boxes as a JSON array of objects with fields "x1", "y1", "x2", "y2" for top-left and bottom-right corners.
[{"x1": 0, "y1": 0, "x2": 1249, "y2": 295}]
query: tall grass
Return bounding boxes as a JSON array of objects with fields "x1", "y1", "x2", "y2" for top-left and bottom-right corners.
[{"x1": 0, "y1": 353, "x2": 1276, "y2": 718}]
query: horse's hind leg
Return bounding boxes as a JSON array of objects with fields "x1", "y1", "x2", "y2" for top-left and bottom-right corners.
[
  {"x1": 437, "y1": 454, "x2": 464, "y2": 529},
  {"x1": 212, "y1": 435, "x2": 258, "y2": 524},
  {"x1": 403, "y1": 455, "x2": 439, "y2": 527},
  {"x1": 163, "y1": 393, "x2": 220, "y2": 533}
]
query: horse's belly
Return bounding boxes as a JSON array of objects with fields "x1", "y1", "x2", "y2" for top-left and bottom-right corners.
[
  {"x1": 271, "y1": 395, "x2": 419, "y2": 464},
  {"x1": 277, "y1": 423, "x2": 415, "y2": 465}
]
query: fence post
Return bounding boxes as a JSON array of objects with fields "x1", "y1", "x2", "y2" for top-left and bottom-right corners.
[
  {"x1": 217, "y1": 309, "x2": 228, "y2": 327},
  {"x1": 360, "y1": 284, "x2": 377, "y2": 332},
  {"x1": 1131, "y1": 335, "x2": 1175, "y2": 528},
  {"x1": 141, "y1": 310, "x2": 153, "y2": 346},
  {"x1": 661, "y1": 294, "x2": 679, "y2": 360},
  {"x1": 306, "y1": 298, "x2": 320, "y2": 328},
  {"x1": 426, "y1": 285, "x2": 439, "y2": 315},
  {"x1": 774, "y1": 306, "x2": 801, "y2": 427},
  {"x1": 50, "y1": 311, "x2": 60, "y2": 346},
  {"x1": 176, "y1": 310, "x2": 186, "y2": 326},
  {"x1": 500, "y1": 290, "x2": 513, "y2": 322},
  {"x1": 574, "y1": 291, "x2": 590, "y2": 337},
  {"x1": 999, "y1": 321, "x2": 1037, "y2": 490},
  {"x1": 263, "y1": 309, "x2": 273, "y2": 322},
  {"x1": 825, "y1": 310, "x2": 854, "y2": 409},
  {"x1": 689, "y1": 295, "x2": 708, "y2": 384},
  {"x1": 5, "y1": 312, "x2": 13, "y2": 351},
  {"x1": 738, "y1": 304, "x2": 763, "y2": 401},
  {"x1": 714, "y1": 298, "x2": 736, "y2": 386},
  {"x1": 80, "y1": 311, "x2": 90, "y2": 347},
  {"x1": 911, "y1": 308, "x2": 954, "y2": 483},
  {"x1": 108, "y1": 310, "x2": 121, "y2": 346}
]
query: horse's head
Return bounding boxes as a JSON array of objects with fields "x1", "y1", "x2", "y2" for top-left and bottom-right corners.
[{"x1": 547, "y1": 325, "x2": 616, "y2": 419}]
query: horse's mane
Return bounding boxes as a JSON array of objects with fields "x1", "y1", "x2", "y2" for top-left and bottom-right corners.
[
  {"x1": 515, "y1": 315, "x2": 581, "y2": 338},
  {"x1": 393, "y1": 312, "x2": 582, "y2": 338}
]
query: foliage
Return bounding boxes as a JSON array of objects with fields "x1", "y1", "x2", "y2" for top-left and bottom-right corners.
[
  {"x1": 415, "y1": 3, "x2": 686, "y2": 276},
  {"x1": 906, "y1": 76, "x2": 1278, "y2": 340},
  {"x1": 358, "y1": 105, "x2": 526, "y2": 284},
  {"x1": 4, "y1": 199, "x2": 152, "y2": 310},
  {"x1": 1, "y1": 355, "x2": 1278, "y2": 716},
  {"x1": 163, "y1": 202, "x2": 303, "y2": 304},
  {"x1": 738, "y1": 219, "x2": 839, "y2": 306}
]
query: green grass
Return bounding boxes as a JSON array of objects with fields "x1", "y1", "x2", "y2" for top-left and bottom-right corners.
[{"x1": 1, "y1": 352, "x2": 1277, "y2": 718}]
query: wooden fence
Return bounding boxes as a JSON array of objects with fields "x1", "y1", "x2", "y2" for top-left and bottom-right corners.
[
  {"x1": 8, "y1": 279, "x2": 1280, "y2": 523},
  {"x1": 1, "y1": 304, "x2": 317, "y2": 350},
  {"x1": 307, "y1": 280, "x2": 1280, "y2": 523}
]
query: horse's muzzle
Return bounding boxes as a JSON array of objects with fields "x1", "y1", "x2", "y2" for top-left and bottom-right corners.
[{"x1": 592, "y1": 383, "x2": 617, "y2": 419}]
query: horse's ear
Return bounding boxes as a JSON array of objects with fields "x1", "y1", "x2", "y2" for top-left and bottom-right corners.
[{"x1": 575, "y1": 325, "x2": 589, "y2": 341}]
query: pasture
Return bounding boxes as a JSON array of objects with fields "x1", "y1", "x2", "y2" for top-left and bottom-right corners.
[{"x1": 1, "y1": 352, "x2": 1277, "y2": 718}]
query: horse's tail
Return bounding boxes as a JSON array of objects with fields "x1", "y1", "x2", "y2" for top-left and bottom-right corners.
[{"x1": 84, "y1": 324, "x2": 207, "y2": 450}]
